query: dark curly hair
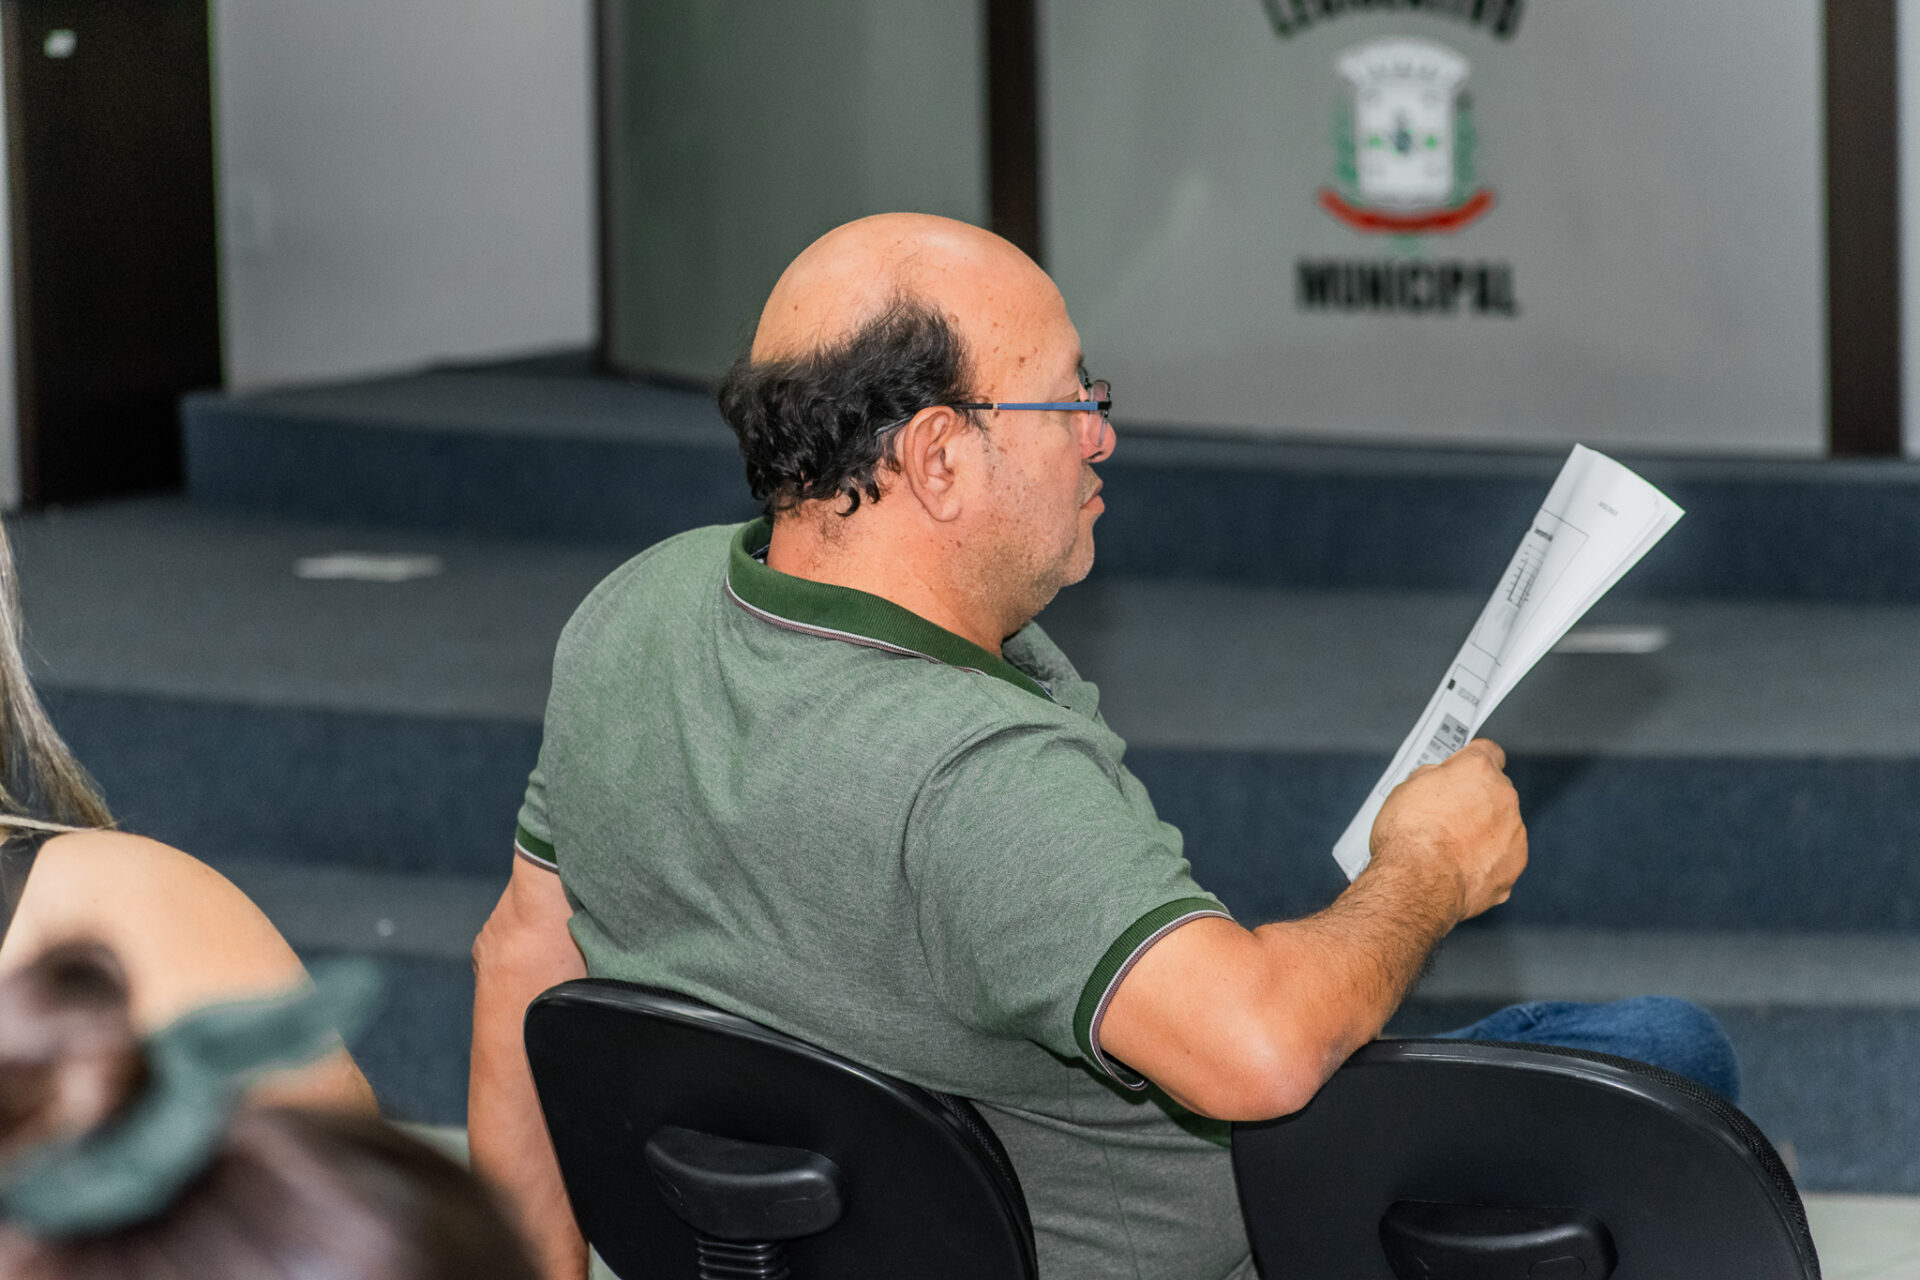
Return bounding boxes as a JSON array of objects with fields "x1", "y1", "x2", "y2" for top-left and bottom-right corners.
[{"x1": 718, "y1": 296, "x2": 979, "y2": 516}]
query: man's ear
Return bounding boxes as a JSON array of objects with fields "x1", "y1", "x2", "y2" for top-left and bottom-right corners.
[{"x1": 891, "y1": 406, "x2": 977, "y2": 523}]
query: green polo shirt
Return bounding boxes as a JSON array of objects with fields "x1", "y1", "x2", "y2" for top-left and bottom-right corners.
[{"x1": 516, "y1": 520, "x2": 1254, "y2": 1280}]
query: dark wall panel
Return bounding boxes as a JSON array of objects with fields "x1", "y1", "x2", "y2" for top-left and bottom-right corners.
[
  {"x1": 1825, "y1": 0, "x2": 1903, "y2": 456},
  {"x1": 3, "y1": 0, "x2": 222, "y2": 503}
]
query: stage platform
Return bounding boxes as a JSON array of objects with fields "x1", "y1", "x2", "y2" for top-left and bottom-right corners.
[
  {"x1": 20, "y1": 497, "x2": 1920, "y2": 932},
  {"x1": 10, "y1": 355, "x2": 1916, "y2": 1192},
  {"x1": 183, "y1": 353, "x2": 1920, "y2": 602}
]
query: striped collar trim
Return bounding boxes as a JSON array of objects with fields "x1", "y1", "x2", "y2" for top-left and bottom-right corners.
[{"x1": 725, "y1": 519, "x2": 1052, "y2": 702}]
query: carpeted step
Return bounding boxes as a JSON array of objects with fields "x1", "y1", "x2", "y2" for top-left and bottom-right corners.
[
  {"x1": 223, "y1": 850, "x2": 1920, "y2": 1194},
  {"x1": 45, "y1": 687, "x2": 537, "y2": 877},
  {"x1": 182, "y1": 361, "x2": 1920, "y2": 601},
  {"x1": 21, "y1": 500, "x2": 1919, "y2": 927},
  {"x1": 273, "y1": 898, "x2": 1920, "y2": 1195},
  {"x1": 41, "y1": 684, "x2": 1920, "y2": 930}
]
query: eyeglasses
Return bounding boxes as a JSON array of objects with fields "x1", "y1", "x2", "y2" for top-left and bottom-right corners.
[
  {"x1": 949, "y1": 376, "x2": 1112, "y2": 423},
  {"x1": 878, "y1": 374, "x2": 1113, "y2": 453}
]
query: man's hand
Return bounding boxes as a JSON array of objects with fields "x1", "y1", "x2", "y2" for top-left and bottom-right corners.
[
  {"x1": 1369, "y1": 738, "x2": 1528, "y2": 922},
  {"x1": 1098, "y1": 738, "x2": 1526, "y2": 1123},
  {"x1": 470, "y1": 855, "x2": 589, "y2": 1280}
]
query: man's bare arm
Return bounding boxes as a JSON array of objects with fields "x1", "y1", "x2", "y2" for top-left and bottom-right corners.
[
  {"x1": 1099, "y1": 739, "x2": 1527, "y2": 1120},
  {"x1": 470, "y1": 855, "x2": 589, "y2": 1280}
]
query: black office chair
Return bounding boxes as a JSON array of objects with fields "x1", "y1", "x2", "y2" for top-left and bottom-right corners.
[
  {"x1": 524, "y1": 979, "x2": 1038, "y2": 1280},
  {"x1": 1232, "y1": 1038, "x2": 1821, "y2": 1279}
]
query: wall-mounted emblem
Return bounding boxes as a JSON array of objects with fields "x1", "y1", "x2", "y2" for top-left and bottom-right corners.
[
  {"x1": 1321, "y1": 37, "x2": 1494, "y2": 236},
  {"x1": 1260, "y1": 0, "x2": 1523, "y2": 43}
]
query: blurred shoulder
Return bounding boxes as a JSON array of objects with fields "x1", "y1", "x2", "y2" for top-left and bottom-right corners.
[
  {"x1": 22, "y1": 828, "x2": 228, "y2": 899},
  {"x1": 3, "y1": 830, "x2": 301, "y2": 1017},
  {"x1": 0, "y1": 829, "x2": 376, "y2": 1109}
]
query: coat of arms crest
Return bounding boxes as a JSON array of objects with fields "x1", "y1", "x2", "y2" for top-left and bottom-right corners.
[{"x1": 1320, "y1": 37, "x2": 1495, "y2": 235}]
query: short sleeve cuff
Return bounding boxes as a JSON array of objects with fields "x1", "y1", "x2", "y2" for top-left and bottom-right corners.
[
  {"x1": 1074, "y1": 897, "x2": 1233, "y2": 1088},
  {"x1": 514, "y1": 823, "x2": 558, "y2": 872}
]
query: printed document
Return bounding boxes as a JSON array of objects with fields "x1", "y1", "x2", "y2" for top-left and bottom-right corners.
[{"x1": 1331, "y1": 445, "x2": 1683, "y2": 879}]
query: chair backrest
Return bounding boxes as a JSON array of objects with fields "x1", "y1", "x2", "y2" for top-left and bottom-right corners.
[
  {"x1": 1232, "y1": 1038, "x2": 1820, "y2": 1280},
  {"x1": 525, "y1": 979, "x2": 1038, "y2": 1280}
]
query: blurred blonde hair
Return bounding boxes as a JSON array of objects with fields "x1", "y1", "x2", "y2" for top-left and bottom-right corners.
[{"x1": 0, "y1": 521, "x2": 109, "y2": 835}]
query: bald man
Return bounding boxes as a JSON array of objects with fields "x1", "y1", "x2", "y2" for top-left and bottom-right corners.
[{"x1": 469, "y1": 215, "x2": 1736, "y2": 1280}]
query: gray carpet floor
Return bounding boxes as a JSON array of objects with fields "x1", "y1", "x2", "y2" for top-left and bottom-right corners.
[{"x1": 19, "y1": 496, "x2": 1920, "y2": 756}]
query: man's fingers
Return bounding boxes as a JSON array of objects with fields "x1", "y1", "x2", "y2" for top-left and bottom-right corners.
[{"x1": 1462, "y1": 737, "x2": 1507, "y2": 771}]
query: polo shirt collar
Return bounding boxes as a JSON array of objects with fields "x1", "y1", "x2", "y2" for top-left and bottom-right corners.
[{"x1": 726, "y1": 518, "x2": 1052, "y2": 702}]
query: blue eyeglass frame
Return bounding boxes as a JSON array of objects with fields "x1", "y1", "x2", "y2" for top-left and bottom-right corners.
[{"x1": 877, "y1": 378, "x2": 1112, "y2": 435}]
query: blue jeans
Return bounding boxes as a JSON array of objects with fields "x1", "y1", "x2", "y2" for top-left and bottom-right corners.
[{"x1": 1434, "y1": 996, "x2": 1742, "y2": 1103}]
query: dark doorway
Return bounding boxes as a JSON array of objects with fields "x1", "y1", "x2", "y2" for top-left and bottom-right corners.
[
  {"x1": 3, "y1": 0, "x2": 221, "y2": 504},
  {"x1": 1824, "y1": 0, "x2": 1902, "y2": 457}
]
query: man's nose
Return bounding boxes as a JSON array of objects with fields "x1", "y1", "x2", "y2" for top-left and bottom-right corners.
[{"x1": 1086, "y1": 416, "x2": 1115, "y2": 463}]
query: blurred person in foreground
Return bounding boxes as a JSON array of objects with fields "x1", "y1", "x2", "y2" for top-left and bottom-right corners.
[
  {"x1": 0, "y1": 520, "x2": 370, "y2": 1110},
  {"x1": 0, "y1": 940, "x2": 534, "y2": 1280},
  {"x1": 471, "y1": 213, "x2": 1739, "y2": 1279}
]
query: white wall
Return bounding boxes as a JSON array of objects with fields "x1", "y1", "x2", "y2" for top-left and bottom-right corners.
[{"x1": 213, "y1": 0, "x2": 595, "y2": 390}]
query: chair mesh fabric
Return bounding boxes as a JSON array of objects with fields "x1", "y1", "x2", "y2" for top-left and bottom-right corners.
[{"x1": 1396, "y1": 1037, "x2": 1819, "y2": 1277}]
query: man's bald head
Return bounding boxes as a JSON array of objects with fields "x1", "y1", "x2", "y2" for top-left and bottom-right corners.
[
  {"x1": 723, "y1": 213, "x2": 1107, "y2": 645},
  {"x1": 751, "y1": 213, "x2": 1056, "y2": 369},
  {"x1": 720, "y1": 213, "x2": 1086, "y2": 524}
]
